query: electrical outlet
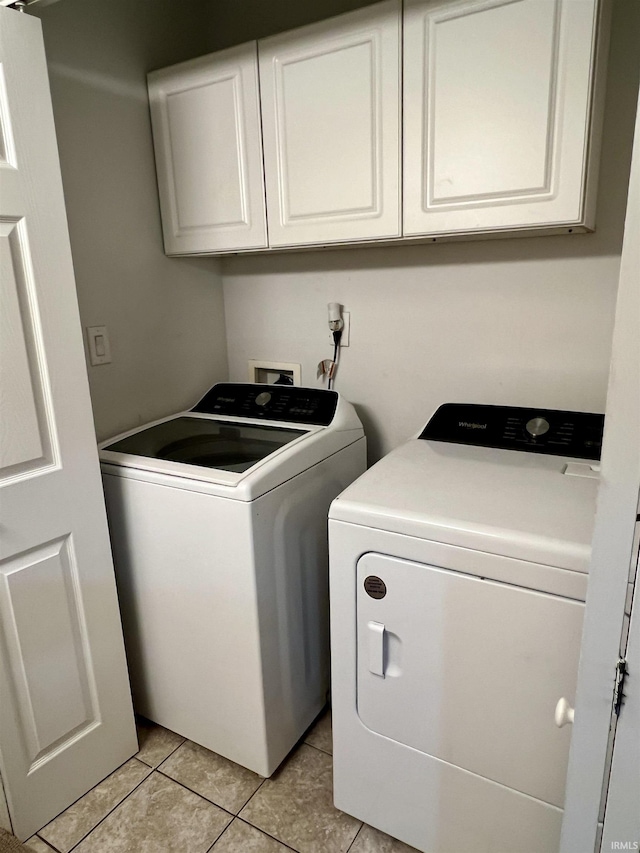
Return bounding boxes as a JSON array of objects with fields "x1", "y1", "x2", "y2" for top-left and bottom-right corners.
[{"x1": 328, "y1": 311, "x2": 350, "y2": 347}]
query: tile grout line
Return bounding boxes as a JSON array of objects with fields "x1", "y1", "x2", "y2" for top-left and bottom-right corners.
[
  {"x1": 158, "y1": 767, "x2": 312, "y2": 853},
  {"x1": 238, "y1": 776, "x2": 267, "y2": 813},
  {"x1": 225, "y1": 742, "x2": 358, "y2": 853},
  {"x1": 155, "y1": 736, "x2": 268, "y2": 814},
  {"x1": 345, "y1": 821, "x2": 365, "y2": 852},
  {"x1": 301, "y1": 739, "x2": 364, "y2": 853},
  {"x1": 35, "y1": 835, "x2": 63, "y2": 853},
  {"x1": 233, "y1": 774, "x2": 267, "y2": 817},
  {"x1": 234, "y1": 815, "x2": 302, "y2": 852},
  {"x1": 153, "y1": 768, "x2": 238, "y2": 820},
  {"x1": 138, "y1": 734, "x2": 186, "y2": 770},
  {"x1": 205, "y1": 815, "x2": 304, "y2": 853},
  {"x1": 34, "y1": 754, "x2": 152, "y2": 853},
  {"x1": 60, "y1": 764, "x2": 155, "y2": 853},
  {"x1": 63, "y1": 764, "x2": 242, "y2": 853},
  {"x1": 38, "y1": 732, "x2": 188, "y2": 851},
  {"x1": 31, "y1": 838, "x2": 58, "y2": 853},
  {"x1": 37, "y1": 727, "x2": 335, "y2": 853},
  {"x1": 303, "y1": 739, "x2": 332, "y2": 757},
  {"x1": 204, "y1": 818, "x2": 235, "y2": 853},
  {"x1": 60, "y1": 765, "x2": 233, "y2": 853},
  {"x1": 150, "y1": 773, "x2": 294, "y2": 850}
]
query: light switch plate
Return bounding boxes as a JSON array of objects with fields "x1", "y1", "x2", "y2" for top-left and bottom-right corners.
[{"x1": 87, "y1": 325, "x2": 112, "y2": 365}]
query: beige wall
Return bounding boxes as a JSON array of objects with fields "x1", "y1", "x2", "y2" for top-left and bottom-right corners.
[
  {"x1": 219, "y1": 0, "x2": 640, "y2": 462},
  {"x1": 203, "y1": 0, "x2": 378, "y2": 48},
  {"x1": 34, "y1": 0, "x2": 229, "y2": 441}
]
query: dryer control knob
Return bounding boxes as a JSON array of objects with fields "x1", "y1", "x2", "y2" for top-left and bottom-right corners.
[
  {"x1": 555, "y1": 697, "x2": 575, "y2": 728},
  {"x1": 526, "y1": 416, "x2": 550, "y2": 437},
  {"x1": 255, "y1": 392, "x2": 272, "y2": 407}
]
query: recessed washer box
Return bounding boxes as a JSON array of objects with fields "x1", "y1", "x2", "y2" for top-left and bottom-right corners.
[{"x1": 248, "y1": 359, "x2": 301, "y2": 386}]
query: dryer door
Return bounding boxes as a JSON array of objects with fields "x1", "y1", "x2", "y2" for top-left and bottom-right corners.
[{"x1": 356, "y1": 552, "x2": 584, "y2": 809}]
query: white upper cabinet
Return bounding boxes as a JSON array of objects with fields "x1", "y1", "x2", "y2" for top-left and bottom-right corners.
[
  {"x1": 147, "y1": 0, "x2": 608, "y2": 254},
  {"x1": 258, "y1": 1, "x2": 401, "y2": 247},
  {"x1": 148, "y1": 43, "x2": 267, "y2": 254},
  {"x1": 403, "y1": 0, "x2": 605, "y2": 237}
]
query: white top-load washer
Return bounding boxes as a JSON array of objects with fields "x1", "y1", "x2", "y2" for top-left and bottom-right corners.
[
  {"x1": 329, "y1": 403, "x2": 604, "y2": 853},
  {"x1": 100, "y1": 383, "x2": 365, "y2": 776}
]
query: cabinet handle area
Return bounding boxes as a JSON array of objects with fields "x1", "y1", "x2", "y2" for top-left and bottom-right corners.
[
  {"x1": 555, "y1": 697, "x2": 575, "y2": 727},
  {"x1": 368, "y1": 621, "x2": 386, "y2": 678}
]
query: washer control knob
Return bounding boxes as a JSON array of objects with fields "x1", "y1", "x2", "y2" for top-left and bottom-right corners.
[
  {"x1": 255, "y1": 391, "x2": 272, "y2": 407},
  {"x1": 526, "y1": 416, "x2": 550, "y2": 438}
]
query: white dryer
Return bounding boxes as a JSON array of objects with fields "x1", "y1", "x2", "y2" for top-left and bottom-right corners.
[
  {"x1": 329, "y1": 404, "x2": 604, "y2": 853},
  {"x1": 100, "y1": 383, "x2": 365, "y2": 776}
]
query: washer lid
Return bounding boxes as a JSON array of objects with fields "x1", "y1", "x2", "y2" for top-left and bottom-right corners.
[
  {"x1": 102, "y1": 417, "x2": 306, "y2": 474},
  {"x1": 99, "y1": 386, "x2": 364, "y2": 501},
  {"x1": 330, "y1": 439, "x2": 600, "y2": 572}
]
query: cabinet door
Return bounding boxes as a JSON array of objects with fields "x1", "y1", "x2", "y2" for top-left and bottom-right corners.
[
  {"x1": 259, "y1": 1, "x2": 400, "y2": 247},
  {"x1": 148, "y1": 43, "x2": 267, "y2": 254},
  {"x1": 404, "y1": 0, "x2": 602, "y2": 237}
]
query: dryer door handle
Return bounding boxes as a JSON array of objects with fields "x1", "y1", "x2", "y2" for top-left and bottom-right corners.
[{"x1": 367, "y1": 621, "x2": 385, "y2": 678}]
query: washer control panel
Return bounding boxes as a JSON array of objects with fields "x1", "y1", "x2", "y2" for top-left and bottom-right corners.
[
  {"x1": 420, "y1": 404, "x2": 604, "y2": 460},
  {"x1": 192, "y1": 383, "x2": 339, "y2": 426}
]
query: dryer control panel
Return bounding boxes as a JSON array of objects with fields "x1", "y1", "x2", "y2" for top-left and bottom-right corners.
[
  {"x1": 420, "y1": 404, "x2": 604, "y2": 460},
  {"x1": 192, "y1": 383, "x2": 339, "y2": 426}
]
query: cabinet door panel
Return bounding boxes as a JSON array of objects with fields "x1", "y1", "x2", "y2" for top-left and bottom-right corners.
[
  {"x1": 404, "y1": 0, "x2": 600, "y2": 236},
  {"x1": 260, "y1": 1, "x2": 400, "y2": 247},
  {"x1": 148, "y1": 43, "x2": 267, "y2": 254}
]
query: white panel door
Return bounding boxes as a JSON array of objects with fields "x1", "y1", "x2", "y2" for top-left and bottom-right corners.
[
  {"x1": 259, "y1": 0, "x2": 400, "y2": 247},
  {"x1": 0, "y1": 775, "x2": 9, "y2": 833},
  {"x1": 0, "y1": 9, "x2": 136, "y2": 840},
  {"x1": 602, "y1": 559, "x2": 640, "y2": 850},
  {"x1": 148, "y1": 43, "x2": 267, "y2": 254},
  {"x1": 404, "y1": 0, "x2": 601, "y2": 236},
  {"x1": 561, "y1": 88, "x2": 640, "y2": 852},
  {"x1": 357, "y1": 553, "x2": 584, "y2": 809}
]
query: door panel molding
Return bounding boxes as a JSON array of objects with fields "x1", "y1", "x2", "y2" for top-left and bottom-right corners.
[
  {"x1": 423, "y1": 0, "x2": 562, "y2": 208},
  {"x1": 260, "y1": 0, "x2": 401, "y2": 246},
  {"x1": 0, "y1": 536, "x2": 99, "y2": 769},
  {"x1": 0, "y1": 63, "x2": 17, "y2": 169},
  {"x1": 404, "y1": 0, "x2": 602, "y2": 235},
  {"x1": 273, "y1": 36, "x2": 382, "y2": 222},
  {"x1": 148, "y1": 42, "x2": 268, "y2": 253},
  {"x1": 0, "y1": 218, "x2": 57, "y2": 483}
]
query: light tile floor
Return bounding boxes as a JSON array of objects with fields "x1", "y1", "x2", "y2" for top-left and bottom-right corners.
[{"x1": 25, "y1": 710, "x2": 417, "y2": 853}]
